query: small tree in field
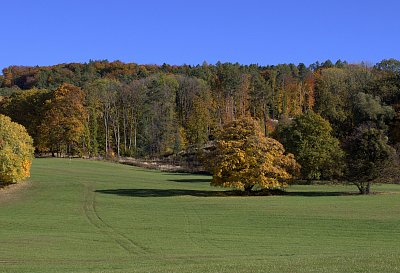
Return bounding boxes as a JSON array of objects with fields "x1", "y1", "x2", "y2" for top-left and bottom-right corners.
[
  {"x1": 210, "y1": 118, "x2": 300, "y2": 194},
  {"x1": 343, "y1": 126, "x2": 399, "y2": 194},
  {"x1": 0, "y1": 114, "x2": 34, "y2": 184}
]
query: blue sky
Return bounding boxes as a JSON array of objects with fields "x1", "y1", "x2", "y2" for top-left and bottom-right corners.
[{"x1": 0, "y1": 0, "x2": 399, "y2": 69}]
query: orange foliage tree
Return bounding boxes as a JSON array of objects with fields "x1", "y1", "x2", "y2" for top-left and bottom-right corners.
[
  {"x1": 38, "y1": 83, "x2": 87, "y2": 156},
  {"x1": 210, "y1": 117, "x2": 300, "y2": 193}
]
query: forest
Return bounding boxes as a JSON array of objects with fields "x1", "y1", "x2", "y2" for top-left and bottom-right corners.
[{"x1": 1, "y1": 59, "x2": 400, "y2": 186}]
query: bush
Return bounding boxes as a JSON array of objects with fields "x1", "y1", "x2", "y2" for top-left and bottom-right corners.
[{"x1": 0, "y1": 114, "x2": 34, "y2": 184}]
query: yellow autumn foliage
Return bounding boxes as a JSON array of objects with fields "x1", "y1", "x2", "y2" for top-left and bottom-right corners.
[
  {"x1": 37, "y1": 83, "x2": 87, "y2": 154},
  {"x1": 0, "y1": 114, "x2": 34, "y2": 184},
  {"x1": 211, "y1": 117, "x2": 300, "y2": 192}
]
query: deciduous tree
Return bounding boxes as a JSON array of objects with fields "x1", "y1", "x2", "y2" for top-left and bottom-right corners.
[
  {"x1": 38, "y1": 83, "x2": 87, "y2": 156},
  {"x1": 0, "y1": 89, "x2": 51, "y2": 148},
  {"x1": 343, "y1": 126, "x2": 399, "y2": 194},
  {"x1": 210, "y1": 117, "x2": 299, "y2": 193},
  {"x1": 275, "y1": 111, "x2": 344, "y2": 180},
  {"x1": 0, "y1": 115, "x2": 34, "y2": 184}
]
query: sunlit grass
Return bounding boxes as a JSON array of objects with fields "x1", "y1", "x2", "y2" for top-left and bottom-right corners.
[{"x1": 0, "y1": 158, "x2": 399, "y2": 272}]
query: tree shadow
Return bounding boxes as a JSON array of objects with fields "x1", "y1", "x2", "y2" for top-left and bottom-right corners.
[
  {"x1": 95, "y1": 188, "x2": 227, "y2": 197},
  {"x1": 285, "y1": 191, "x2": 358, "y2": 197},
  {"x1": 167, "y1": 178, "x2": 211, "y2": 183},
  {"x1": 161, "y1": 172, "x2": 211, "y2": 183},
  {"x1": 95, "y1": 188, "x2": 358, "y2": 198}
]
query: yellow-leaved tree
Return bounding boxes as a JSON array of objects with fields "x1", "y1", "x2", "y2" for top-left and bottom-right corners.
[
  {"x1": 211, "y1": 117, "x2": 300, "y2": 194},
  {"x1": 38, "y1": 83, "x2": 87, "y2": 156},
  {"x1": 0, "y1": 114, "x2": 34, "y2": 184}
]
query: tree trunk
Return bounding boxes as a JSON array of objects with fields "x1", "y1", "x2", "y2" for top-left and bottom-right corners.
[
  {"x1": 134, "y1": 117, "x2": 137, "y2": 151},
  {"x1": 123, "y1": 108, "x2": 127, "y2": 155},
  {"x1": 366, "y1": 182, "x2": 371, "y2": 194},
  {"x1": 244, "y1": 185, "x2": 254, "y2": 195},
  {"x1": 104, "y1": 110, "x2": 109, "y2": 157},
  {"x1": 356, "y1": 182, "x2": 371, "y2": 195},
  {"x1": 128, "y1": 119, "x2": 133, "y2": 153},
  {"x1": 263, "y1": 107, "x2": 268, "y2": 137},
  {"x1": 117, "y1": 122, "x2": 120, "y2": 157},
  {"x1": 355, "y1": 183, "x2": 364, "y2": 194}
]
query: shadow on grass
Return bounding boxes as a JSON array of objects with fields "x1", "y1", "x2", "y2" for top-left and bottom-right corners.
[
  {"x1": 0, "y1": 182, "x2": 14, "y2": 190},
  {"x1": 95, "y1": 188, "x2": 358, "y2": 198},
  {"x1": 167, "y1": 178, "x2": 211, "y2": 183},
  {"x1": 95, "y1": 188, "x2": 226, "y2": 197},
  {"x1": 285, "y1": 191, "x2": 357, "y2": 197}
]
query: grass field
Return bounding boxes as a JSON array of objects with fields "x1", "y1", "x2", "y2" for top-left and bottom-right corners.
[{"x1": 0, "y1": 158, "x2": 400, "y2": 273}]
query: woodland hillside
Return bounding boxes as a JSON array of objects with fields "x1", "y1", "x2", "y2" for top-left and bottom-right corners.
[{"x1": 1, "y1": 59, "x2": 399, "y2": 167}]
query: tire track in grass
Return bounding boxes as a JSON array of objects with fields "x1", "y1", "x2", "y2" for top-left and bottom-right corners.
[
  {"x1": 191, "y1": 204, "x2": 225, "y2": 252},
  {"x1": 91, "y1": 188, "x2": 152, "y2": 254},
  {"x1": 182, "y1": 204, "x2": 204, "y2": 251},
  {"x1": 82, "y1": 183, "x2": 148, "y2": 255},
  {"x1": 184, "y1": 201, "x2": 222, "y2": 253},
  {"x1": 0, "y1": 260, "x2": 19, "y2": 264}
]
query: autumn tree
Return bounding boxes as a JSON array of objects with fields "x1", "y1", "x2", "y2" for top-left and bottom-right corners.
[
  {"x1": 210, "y1": 117, "x2": 300, "y2": 194},
  {"x1": 38, "y1": 83, "x2": 87, "y2": 156},
  {"x1": 0, "y1": 115, "x2": 34, "y2": 184}
]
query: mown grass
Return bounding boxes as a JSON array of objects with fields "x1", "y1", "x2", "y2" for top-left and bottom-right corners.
[{"x1": 0, "y1": 158, "x2": 399, "y2": 273}]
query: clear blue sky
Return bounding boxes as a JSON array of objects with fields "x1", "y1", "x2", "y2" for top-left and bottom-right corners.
[{"x1": 1, "y1": 0, "x2": 399, "y2": 70}]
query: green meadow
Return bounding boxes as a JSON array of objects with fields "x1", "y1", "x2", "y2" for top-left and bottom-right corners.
[{"x1": 0, "y1": 158, "x2": 399, "y2": 273}]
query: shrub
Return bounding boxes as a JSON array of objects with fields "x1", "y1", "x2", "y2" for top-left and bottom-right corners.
[{"x1": 0, "y1": 114, "x2": 34, "y2": 184}]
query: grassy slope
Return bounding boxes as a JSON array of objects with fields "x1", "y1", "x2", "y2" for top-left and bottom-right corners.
[{"x1": 0, "y1": 158, "x2": 399, "y2": 273}]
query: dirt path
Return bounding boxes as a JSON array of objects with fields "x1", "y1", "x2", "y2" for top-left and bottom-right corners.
[{"x1": 0, "y1": 181, "x2": 31, "y2": 204}]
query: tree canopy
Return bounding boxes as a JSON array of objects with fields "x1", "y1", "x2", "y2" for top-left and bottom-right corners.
[
  {"x1": 343, "y1": 126, "x2": 399, "y2": 194},
  {"x1": 1, "y1": 59, "x2": 400, "y2": 194},
  {"x1": 37, "y1": 83, "x2": 87, "y2": 156},
  {"x1": 275, "y1": 111, "x2": 344, "y2": 180},
  {"x1": 210, "y1": 118, "x2": 300, "y2": 193},
  {"x1": 0, "y1": 114, "x2": 34, "y2": 184}
]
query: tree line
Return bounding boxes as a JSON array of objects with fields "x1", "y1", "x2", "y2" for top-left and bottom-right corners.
[{"x1": 1, "y1": 59, "x2": 400, "y2": 191}]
